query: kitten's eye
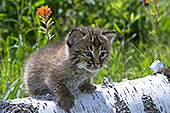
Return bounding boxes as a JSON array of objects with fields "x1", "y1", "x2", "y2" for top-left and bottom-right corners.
[
  {"x1": 85, "y1": 52, "x2": 92, "y2": 57},
  {"x1": 99, "y1": 52, "x2": 106, "y2": 58}
]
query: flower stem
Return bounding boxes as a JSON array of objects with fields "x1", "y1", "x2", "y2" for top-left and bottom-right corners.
[{"x1": 46, "y1": 22, "x2": 50, "y2": 44}]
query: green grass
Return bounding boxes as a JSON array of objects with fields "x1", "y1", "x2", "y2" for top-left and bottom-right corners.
[{"x1": 1, "y1": 0, "x2": 170, "y2": 100}]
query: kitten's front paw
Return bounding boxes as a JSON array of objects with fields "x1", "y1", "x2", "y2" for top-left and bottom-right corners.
[
  {"x1": 79, "y1": 84, "x2": 97, "y2": 93},
  {"x1": 57, "y1": 94, "x2": 75, "y2": 110}
]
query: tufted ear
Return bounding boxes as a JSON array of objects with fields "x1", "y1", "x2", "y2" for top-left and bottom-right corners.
[
  {"x1": 102, "y1": 30, "x2": 116, "y2": 43},
  {"x1": 66, "y1": 29, "x2": 85, "y2": 48}
]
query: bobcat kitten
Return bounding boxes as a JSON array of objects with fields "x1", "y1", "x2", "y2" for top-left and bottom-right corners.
[{"x1": 23, "y1": 27, "x2": 116, "y2": 110}]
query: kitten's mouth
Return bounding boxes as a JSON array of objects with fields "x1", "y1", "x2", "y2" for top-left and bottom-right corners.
[
  {"x1": 77, "y1": 63, "x2": 101, "y2": 73},
  {"x1": 90, "y1": 63, "x2": 102, "y2": 70},
  {"x1": 91, "y1": 67, "x2": 98, "y2": 70},
  {"x1": 90, "y1": 66, "x2": 101, "y2": 70},
  {"x1": 88, "y1": 64, "x2": 102, "y2": 72},
  {"x1": 87, "y1": 67, "x2": 99, "y2": 73}
]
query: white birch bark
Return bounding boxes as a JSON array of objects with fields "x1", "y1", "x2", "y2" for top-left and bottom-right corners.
[{"x1": 0, "y1": 74, "x2": 170, "y2": 113}]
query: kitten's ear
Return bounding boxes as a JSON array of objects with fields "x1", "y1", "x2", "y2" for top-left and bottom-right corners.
[
  {"x1": 102, "y1": 30, "x2": 117, "y2": 43},
  {"x1": 66, "y1": 29, "x2": 85, "y2": 47}
]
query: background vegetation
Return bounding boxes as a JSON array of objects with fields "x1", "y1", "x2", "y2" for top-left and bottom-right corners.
[{"x1": 0, "y1": 0, "x2": 170, "y2": 100}]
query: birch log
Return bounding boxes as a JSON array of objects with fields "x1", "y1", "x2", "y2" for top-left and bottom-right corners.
[{"x1": 0, "y1": 74, "x2": 170, "y2": 113}]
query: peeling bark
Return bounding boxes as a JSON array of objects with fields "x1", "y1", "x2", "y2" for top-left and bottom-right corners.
[{"x1": 0, "y1": 74, "x2": 170, "y2": 113}]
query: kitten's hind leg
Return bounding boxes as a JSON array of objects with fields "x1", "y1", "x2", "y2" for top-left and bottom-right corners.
[
  {"x1": 78, "y1": 79, "x2": 96, "y2": 93},
  {"x1": 27, "y1": 83, "x2": 53, "y2": 96}
]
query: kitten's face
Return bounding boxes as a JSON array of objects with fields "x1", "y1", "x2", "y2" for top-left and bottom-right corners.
[{"x1": 66, "y1": 27, "x2": 116, "y2": 73}]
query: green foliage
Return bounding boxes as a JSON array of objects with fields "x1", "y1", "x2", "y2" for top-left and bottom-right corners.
[{"x1": 1, "y1": 0, "x2": 170, "y2": 99}]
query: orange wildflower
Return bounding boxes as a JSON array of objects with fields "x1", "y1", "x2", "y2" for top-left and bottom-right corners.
[
  {"x1": 144, "y1": 0, "x2": 150, "y2": 6},
  {"x1": 37, "y1": 5, "x2": 52, "y2": 20},
  {"x1": 37, "y1": 5, "x2": 54, "y2": 44},
  {"x1": 145, "y1": 1, "x2": 149, "y2": 4}
]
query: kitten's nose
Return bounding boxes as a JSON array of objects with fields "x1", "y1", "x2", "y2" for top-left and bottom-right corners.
[{"x1": 94, "y1": 63, "x2": 100, "y2": 68}]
